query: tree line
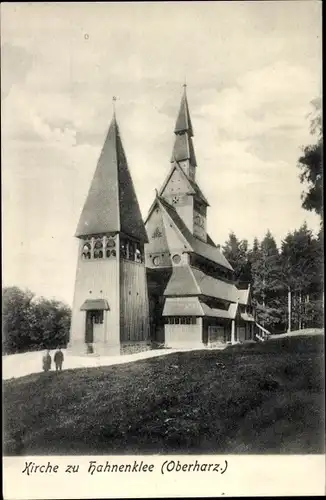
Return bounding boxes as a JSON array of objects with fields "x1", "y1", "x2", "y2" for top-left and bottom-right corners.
[
  {"x1": 223, "y1": 224, "x2": 323, "y2": 333},
  {"x1": 223, "y1": 97, "x2": 323, "y2": 334},
  {"x1": 2, "y1": 286, "x2": 71, "y2": 354}
]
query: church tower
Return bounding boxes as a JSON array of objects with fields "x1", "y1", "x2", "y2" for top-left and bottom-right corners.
[
  {"x1": 69, "y1": 111, "x2": 149, "y2": 355},
  {"x1": 145, "y1": 86, "x2": 254, "y2": 348},
  {"x1": 160, "y1": 85, "x2": 209, "y2": 242}
]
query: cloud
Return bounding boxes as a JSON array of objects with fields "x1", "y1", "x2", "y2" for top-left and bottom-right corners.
[{"x1": 1, "y1": 43, "x2": 34, "y2": 100}]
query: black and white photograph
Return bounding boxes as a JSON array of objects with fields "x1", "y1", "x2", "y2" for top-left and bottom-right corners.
[{"x1": 2, "y1": 1, "x2": 324, "y2": 497}]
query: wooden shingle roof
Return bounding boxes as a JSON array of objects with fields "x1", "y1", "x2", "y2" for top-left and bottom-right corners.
[
  {"x1": 191, "y1": 267, "x2": 238, "y2": 302},
  {"x1": 75, "y1": 115, "x2": 148, "y2": 243},
  {"x1": 174, "y1": 87, "x2": 193, "y2": 136},
  {"x1": 163, "y1": 266, "x2": 200, "y2": 296},
  {"x1": 158, "y1": 197, "x2": 233, "y2": 271},
  {"x1": 163, "y1": 264, "x2": 237, "y2": 304}
]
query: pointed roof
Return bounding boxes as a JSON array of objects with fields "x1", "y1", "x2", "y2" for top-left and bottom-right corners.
[
  {"x1": 174, "y1": 86, "x2": 193, "y2": 136},
  {"x1": 171, "y1": 87, "x2": 197, "y2": 167},
  {"x1": 75, "y1": 115, "x2": 148, "y2": 242},
  {"x1": 163, "y1": 266, "x2": 201, "y2": 296},
  {"x1": 159, "y1": 160, "x2": 209, "y2": 206}
]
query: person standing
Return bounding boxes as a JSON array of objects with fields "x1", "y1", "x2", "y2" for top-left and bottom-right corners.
[
  {"x1": 54, "y1": 348, "x2": 64, "y2": 372},
  {"x1": 42, "y1": 350, "x2": 51, "y2": 372}
]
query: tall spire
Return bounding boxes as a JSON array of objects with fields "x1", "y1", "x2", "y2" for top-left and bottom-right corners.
[
  {"x1": 75, "y1": 113, "x2": 148, "y2": 242},
  {"x1": 174, "y1": 84, "x2": 193, "y2": 136},
  {"x1": 171, "y1": 85, "x2": 197, "y2": 167}
]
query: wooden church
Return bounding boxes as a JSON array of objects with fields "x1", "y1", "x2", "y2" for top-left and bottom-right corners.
[{"x1": 69, "y1": 87, "x2": 256, "y2": 355}]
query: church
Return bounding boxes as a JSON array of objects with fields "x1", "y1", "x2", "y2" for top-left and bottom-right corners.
[{"x1": 69, "y1": 86, "x2": 257, "y2": 355}]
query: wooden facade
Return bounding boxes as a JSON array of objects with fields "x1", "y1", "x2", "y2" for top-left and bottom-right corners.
[
  {"x1": 120, "y1": 258, "x2": 149, "y2": 343},
  {"x1": 144, "y1": 87, "x2": 256, "y2": 349}
]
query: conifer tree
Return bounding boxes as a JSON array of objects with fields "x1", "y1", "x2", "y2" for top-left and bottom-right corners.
[{"x1": 222, "y1": 232, "x2": 251, "y2": 286}]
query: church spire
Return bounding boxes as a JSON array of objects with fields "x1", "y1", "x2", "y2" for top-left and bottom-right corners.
[
  {"x1": 75, "y1": 112, "x2": 148, "y2": 243},
  {"x1": 174, "y1": 84, "x2": 193, "y2": 136},
  {"x1": 171, "y1": 85, "x2": 197, "y2": 172}
]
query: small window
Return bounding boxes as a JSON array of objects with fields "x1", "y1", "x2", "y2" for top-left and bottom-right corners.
[
  {"x1": 175, "y1": 317, "x2": 180, "y2": 325},
  {"x1": 82, "y1": 241, "x2": 92, "y2": 259},
  {"x1": 180, "y1": 317, "x2": 186, "y2": 324},
  {"x1": 94, "y1": 249, "x2": 103, "y2": 259},
  {"x1": 91, "y1": 310, "x2": 104, "y2": 324},
  {"x1": 106, "y1": 238, "x2": 115, "y2": 248},
  {"x1": 172, "y1": 254, "x2": 181, "y2": 264},
  {"x1": 94, "y1": 240, "x2": 103, "y2": 249},
  {"x1": 120, "y1": 240, "x2": 127, "y2": 259},
  {"x1": 129, "y1": 241, "x2": 135, "y2": 261},
  {"x1": 152, "y1": 256, "x2": 160, "y2": 266}
]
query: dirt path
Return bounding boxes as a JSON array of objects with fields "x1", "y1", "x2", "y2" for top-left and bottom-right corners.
[{"x1": 3, "y1": 345, "x2": 226, "y2": 381}]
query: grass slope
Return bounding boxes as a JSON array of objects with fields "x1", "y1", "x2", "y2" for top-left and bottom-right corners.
[{"x1": 3, "y1": 335, "x2": 325, "y2": 455}]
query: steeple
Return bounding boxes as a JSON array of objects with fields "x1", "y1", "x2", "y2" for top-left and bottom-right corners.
[
  {"x1": 171, "y1": 85, "x2": 197, "y2": 176},
  {"x1": 174, "y1": 84, "x2": 193, "y2": 136},
  {"x1": 75, "y1": 113, "x2": 148, "y2": 243}
]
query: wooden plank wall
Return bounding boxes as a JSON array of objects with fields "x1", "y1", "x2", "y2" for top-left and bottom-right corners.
[
  {"x1": 165, "y1": 319, "x2": 202, "y2": 347},
  {"x1": 120, "y1": 260, "x2": 150, "y2": 342}
]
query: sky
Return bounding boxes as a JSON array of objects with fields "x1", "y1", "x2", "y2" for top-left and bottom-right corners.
[{"x1": 2, "y1": 2, "x2": 322, "y2": 305}]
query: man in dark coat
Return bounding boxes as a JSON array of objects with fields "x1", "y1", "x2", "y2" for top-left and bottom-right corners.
[
  {"x1": 42, "y1": 350, "x2": 51, "y2": 372},
  {"x1": 54, "y1": 348, "x2": 64, "y2": 372}
]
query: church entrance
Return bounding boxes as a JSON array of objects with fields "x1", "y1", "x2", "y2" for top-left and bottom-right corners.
[{"x1": 85, "y1": 311, "x2": 94, "y2": 343}]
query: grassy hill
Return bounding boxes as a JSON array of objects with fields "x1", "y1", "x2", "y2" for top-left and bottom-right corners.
[{"x1": 3, "y1": 334, "x2": 325, "y2": 455}]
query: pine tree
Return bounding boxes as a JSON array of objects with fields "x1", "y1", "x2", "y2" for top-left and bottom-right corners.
[
  {"x1": 251, "y1": 231, "x2": 284, "y2": 332},
  {"x1": 297, "y1": 98, "x2": 323, "y2": 220},
  {"x1": 280, "y1": 223, "x2": 322, "y2": 330},
  {"x1": 222, "y1": 232, "x2": 251, "y2": 286}
]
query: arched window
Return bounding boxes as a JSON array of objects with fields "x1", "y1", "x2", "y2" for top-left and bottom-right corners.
[
  {"x1": 94, "y1": 238, "x2": 103, "y2": 259},
  {"x1": 106, "y1": 237, "x2": 116, "y2": 258},
  {"x1": 129, "y1": 241, "x2": 135, "y2": 261},
  {"x1": 135, "y1": 243, "x2": 142, "y2": 263},
  {"x1": 82, "y1": 242, "x2": 91, "y2": 260},
  {"x1": 120, "y1": 239, "x2": 127, "y2": 259}
]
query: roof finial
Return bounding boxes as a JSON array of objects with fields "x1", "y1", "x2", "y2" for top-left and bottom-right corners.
[
  {"x1": 183, "y1": 77, "x2": 187, "y2": 91},
  {"x1": 112, "y1": 96, "x2": 117, "y2": 116}
]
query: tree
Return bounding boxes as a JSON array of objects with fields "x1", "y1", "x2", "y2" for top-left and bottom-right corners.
[
  {"x1": 280, "y1": 223, "x2": 322, "y2": 330},
  {"x1": 2, "y1": 287, "x2": 35, "y2": 354},
  {"x1": 297, "y1": 98, "x2": 323, "y2": 219},
  {"x1": 222, "y1": 232, "x2": 251, "y2": 286},
  {"x1": 2, "y1": 286, "x2": 71, "y2": 354},
  {"x1": 251, "y1": 231, "x2": 284, "y2": 332},
  {"x1": 31, "y1": 297, "x2": 71, "y2": 349}
]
